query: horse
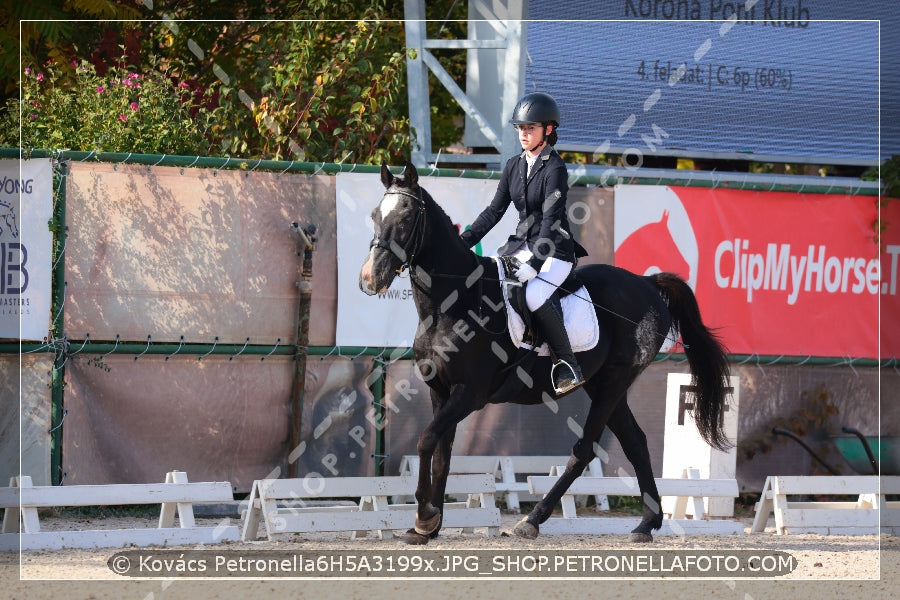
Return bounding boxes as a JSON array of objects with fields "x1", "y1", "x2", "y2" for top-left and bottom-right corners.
[{"x1": 358, "y1": 162, "x2": 731, "y2": 545}]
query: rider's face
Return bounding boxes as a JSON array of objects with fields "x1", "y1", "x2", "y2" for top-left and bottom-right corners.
[{"x1": 515, "y1": 123, "x2": 551, "y2": 151}]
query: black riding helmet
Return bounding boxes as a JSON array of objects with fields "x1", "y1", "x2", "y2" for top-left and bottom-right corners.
[{"x1": 510, "y1": 92, "x2": 560, "y2": 126}]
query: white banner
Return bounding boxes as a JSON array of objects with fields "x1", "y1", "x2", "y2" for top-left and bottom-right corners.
[
  {"x1": 0, "y1": 159, "x2": 53, "y2": 340},
  {"x1": 335, "y1": 172, "x2": 517, "y2": 347}
]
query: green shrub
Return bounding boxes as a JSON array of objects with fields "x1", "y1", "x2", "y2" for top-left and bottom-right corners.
[{"x1": 2, "y1": 54, "x2": 223, "y2": 155}]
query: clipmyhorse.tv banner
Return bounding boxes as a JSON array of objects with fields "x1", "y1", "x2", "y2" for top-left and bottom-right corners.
[
  {"x1": 615, "y1": 185, "x2": 887, "y2": 358},
  {"x1": 0, "y1": 159, "x2": 53, "y2": 340}
]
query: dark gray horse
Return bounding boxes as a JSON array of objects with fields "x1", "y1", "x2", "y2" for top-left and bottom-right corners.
[{"x1": 359, "y1": 162, "x2": 731, "y2": 544}]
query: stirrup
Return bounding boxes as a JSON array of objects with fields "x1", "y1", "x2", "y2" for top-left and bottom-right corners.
[{"x1": 551, "y1": 359, "x2": 584, "y2": 395}]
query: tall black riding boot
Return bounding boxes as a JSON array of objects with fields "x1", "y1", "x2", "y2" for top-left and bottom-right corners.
[{"x1": 532, "y1": 294, "x2": 585, "y2": 395}]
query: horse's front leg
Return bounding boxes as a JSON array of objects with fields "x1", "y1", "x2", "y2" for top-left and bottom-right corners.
[
  {"x1": 402, "y1": 385, "x2": 473, "y2": 545},
  {"x1": 426, "y1": 422, "x2": 458, "y2": 530},
  {"x1": 402, "y1": 424, "x2": 458, "y2": 545}
]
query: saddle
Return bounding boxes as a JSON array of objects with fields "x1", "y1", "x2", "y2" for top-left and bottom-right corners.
[{"x1": 496, "y1": 256, "x2": 600, "y2": 355}]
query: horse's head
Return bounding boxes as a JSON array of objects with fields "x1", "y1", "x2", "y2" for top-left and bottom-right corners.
[{"x1": 359, "y1": 162, "x2": 426, "y2": 296}]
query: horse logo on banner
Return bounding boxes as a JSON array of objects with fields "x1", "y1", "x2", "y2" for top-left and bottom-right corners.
[
  {"x1": 615, "y1": 186, "x2": 699, "y2": 352},
  {"x1": 614, "y1": 187, "x2": 698, "y2": 287},
  {"x1": 0, "y1": 197, "x2": 18, "y2": 239},
  {"x1": 616, "y1": 209, "x2": 690, "y2": 282}
]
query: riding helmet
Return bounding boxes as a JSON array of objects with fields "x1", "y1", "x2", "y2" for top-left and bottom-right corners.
[{"x1": 510, "y1": 92, "x2": 561, "y2": 126}]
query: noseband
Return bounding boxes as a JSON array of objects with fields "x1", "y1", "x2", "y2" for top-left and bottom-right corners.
[{"x1": 369, "y1": 186, "x2": 427, "y2": 274}]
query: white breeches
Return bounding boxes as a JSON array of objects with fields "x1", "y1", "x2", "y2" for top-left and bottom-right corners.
[{"x1": 511, "y1": 246, "x2": 574, "y2": 312}]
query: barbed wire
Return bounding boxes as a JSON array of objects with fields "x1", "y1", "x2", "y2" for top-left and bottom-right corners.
[{"x1": 0, "y1": 147, "x2": 882, "y2": 194}]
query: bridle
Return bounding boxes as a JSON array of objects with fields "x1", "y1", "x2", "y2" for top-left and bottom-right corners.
[
  {"x1": 370, "y1": 185, "x2": 509, "y2": 335},
  {"x1": 369, "y1": 186, "x2": 427, "y2": 275}
]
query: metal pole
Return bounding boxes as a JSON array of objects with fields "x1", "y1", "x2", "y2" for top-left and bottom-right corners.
[
  {"x1": 288, "y1": 223, "x2": 316, "y2": 478},
  {"x1": 0, "y1": 149, "x2": 879, "y2": 195},
  {"x1": 369, "y1": 360, "x2": 387, "y2": 476},
  {"x1": 3, "y1": 343, "x2": 881, "y2": 368},
  {"x1": 500, "y1": 4, "x2": 526, "y2": 164},
  {"x1": 50, "y1": 159, "x2": 67, "y2": 485},
  {"x1": 404, "y1": 0, "x2": 432, "y2": 168},
  {"x1": 2, "y1": 343, "x2": 418, "y2": 358}
]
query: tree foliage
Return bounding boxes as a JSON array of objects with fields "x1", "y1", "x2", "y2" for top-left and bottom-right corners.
[
  {"x1": 209, "y1": 17, "x2": 411, "y2": 163},
  {"x1": 2, "y1": 0, "x2": 471, "y2": 164},
  {"x1": 0, "y1": 0, "x2": 144, "y2": 99},
  {"x1": 10, "y1": 56, "x2": 223, "y2": 154}
]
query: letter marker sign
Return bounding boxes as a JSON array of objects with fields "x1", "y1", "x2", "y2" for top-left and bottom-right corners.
[{"x1": 661, "y1": 373, "x2": 740, "y2": 518}]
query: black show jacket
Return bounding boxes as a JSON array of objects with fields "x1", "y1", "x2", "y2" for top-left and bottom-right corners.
[{"x1": 459, "y1": 145, "x2": 585, "y2": 271}]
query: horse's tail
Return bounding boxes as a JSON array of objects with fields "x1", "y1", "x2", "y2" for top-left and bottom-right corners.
[{"x1": 652, "y1": 272, "x2": 732, "y2": 451}]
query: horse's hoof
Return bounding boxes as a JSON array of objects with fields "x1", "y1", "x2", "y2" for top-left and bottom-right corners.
[
  {"x1": 414, "y1": 511, "x2": 442, "y2": 536},
  {"x1": 513, "y1": 518, "x2": 539, "y2": 539},
  {"x1": 401, "y1": 529, "x2": 430, "y2": 545},
  {"x1": 630, "y1": 532, "x2": 653, "y2": 543}
]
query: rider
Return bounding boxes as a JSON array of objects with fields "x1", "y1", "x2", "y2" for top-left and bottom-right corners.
[{"x1": 459, "y1": 92, "x2": 586, "y2": 395}]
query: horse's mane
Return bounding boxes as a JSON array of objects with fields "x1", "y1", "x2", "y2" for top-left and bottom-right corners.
[{"x1": 419, "y1": 187, "x2": 479, "y2": 255}]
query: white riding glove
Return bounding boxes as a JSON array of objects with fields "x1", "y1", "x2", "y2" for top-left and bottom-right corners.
[{"x1": 514, "y1": 262, "x2": 538, "y2": 283}]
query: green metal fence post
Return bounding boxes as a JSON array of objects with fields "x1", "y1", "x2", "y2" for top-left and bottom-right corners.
[
  {"x1": 370, "y1": 360, "x2": 387, "y2": 476},
  {"x1": 49, "y1": 158, "x2": 67, "y2": 485}
]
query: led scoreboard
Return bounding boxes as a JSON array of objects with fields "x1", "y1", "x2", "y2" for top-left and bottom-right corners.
[{"x1": 526, "y1": 0, "x2": 894, "y2": 164}]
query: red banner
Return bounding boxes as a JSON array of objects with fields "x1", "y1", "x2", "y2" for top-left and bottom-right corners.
[
  {"x1": 881, "y1": 198, "x2": 900, "y2": 359},
  {"x1": 614, "y1": 186, "x2": 889, "y2": 358}
]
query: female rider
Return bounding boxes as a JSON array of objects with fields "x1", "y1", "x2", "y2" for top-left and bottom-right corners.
[{"x1": 459, "y1": 92, "x2": 586, "y2": 395}]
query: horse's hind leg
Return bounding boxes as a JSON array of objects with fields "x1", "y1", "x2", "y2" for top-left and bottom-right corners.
[
  {"x1": 606, "y1": 400, "x2": 663, "y2": 542},
  {"x1": 513, "y1": 374, "x2": 629, "y2": 540}
]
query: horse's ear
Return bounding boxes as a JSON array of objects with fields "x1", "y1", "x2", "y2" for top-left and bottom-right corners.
[
  {"x1": 380, "y1": 162, "x2": 393, "y2": 189},
  {"x1": 403, "y1": 161, "x2": 419, "y2": 188}
]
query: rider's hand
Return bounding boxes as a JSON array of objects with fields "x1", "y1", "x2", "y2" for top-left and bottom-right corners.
[{"x1": 514, "y1": 262, "x2": 538, "y2": 283}]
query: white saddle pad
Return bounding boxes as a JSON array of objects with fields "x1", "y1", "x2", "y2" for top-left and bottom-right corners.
[{"x1": 495, "y1": 259, "x2": 600, "y2": 356}]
